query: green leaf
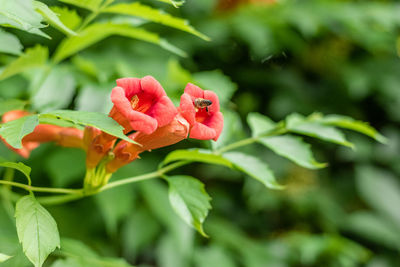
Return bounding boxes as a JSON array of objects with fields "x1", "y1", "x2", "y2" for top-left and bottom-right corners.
[
  {"x1": 0, "y1": 99, "x2": 27, "y2": 115},
  {"x1": 258, "y1": 135, "x2": 327, "y2": 169},
  {"x1": 356, "y1": 166, "x2": 400, "y2": 227},
  {"x1": 157, "y1": 0, "x2": 185, "y2": 8},
  {"x1": 32, "y1": 66, "x2": 76, "y2": 112},
  {"x1": 165, "y1": 175, "x2": 211, "y2": 237},
  {"x1": 0, "y1": 45, "x2": 48, "y2": 80},
  {"x1": 0, "y1": 115, "x2": 39, "y2": 149},
  {"x1": 39, "y1": 110, "x2": 137, "y2": 144},
  {"x1": 0, "y1": 0, "x2": 49, "y2": 38},
  {"x1": 286, "y1": 113, "x2": 354, "y2": 148},
  {"x1": 49, "y1": 6, "x2": 81, "y2": 30},
  {"x1": 163, "y1": 149, "x2": 233, "y2": 168},
  {"x1": 0, "y1": 161, "x2": 31, "y2": 181},
  {"x1": 103, "y1": 2, "x2": 209, "y2": 40},
  {"x1": 57, "y1": 0, "x2": 103, "y2": 11},
  {"x1": 247, "y1": 112, "x2": 276, "y2": 137},
  {"x1": 53, "y1": 22, "x2": 185, "y2": 62},
  {"x1": 317, "y1": 114, "x2": 387, "y2": 144},
  {"x1": 15, "y1": 195, "x2": 60, "y2": 267},
  {"x1": 0, "y1": 29, "x2": 23, "y2": 55},
  {"x1": 223, "y1": 152, "x2": 284, "y2": 189},
  {"x1": 33, "y1": 1, "x2": 76, "y2": 36},
  {"x1": 0, "y1": 253, "x2": 13, "y2": 263}
]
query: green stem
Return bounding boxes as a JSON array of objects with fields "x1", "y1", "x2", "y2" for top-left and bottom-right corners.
[{"x1": 0, "y1": 180, "x2": 82, "y2": 194}]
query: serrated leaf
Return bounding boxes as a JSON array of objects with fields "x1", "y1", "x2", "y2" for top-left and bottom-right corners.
[
  {"x1": 57, "y1": 0, "x2": 103, "y2": 11},
  {"x1": 223, "y1": 152, "x2": 283, "y2": 189},
  {"x1": 103, "y1": 2, "x2": 209, "y2": 40},
  {"x1": 0, "y1": 45, "x2": 48, "y2": 80},
  {"x1": 165, "y1": 175, "x2": 211, "y2": 237},
  {"x1": 317, "y1": 114, "x2": 387, "y2": 144},
  {"x1": 0, "y1": 253, "x2": 13, "y2": 262},
  {"x1": 50, "y1": 6, "x2": 81, "y2": 30},
  {"x1": 286, "y1": 113, "x2": 354, "y2": 148},
  {"x1": 32, "y1": 66, "x2": 76, "y2": 112},
  {"x1": 0, "y1": 0, "x2": 49, "y2": 38},
  {"x1": 0, "y1": 115, "x2": 39, "y2": 149},
  {"x1": 258, "y1": 135, "x2": 327, "y2": 169},
  {"x1": 0, "y1": 99, "x2": 27, "y2": 115},
  {"x1": 247, "y1": 112, "x2": 276, "y2": 137},
  {"x1": 33, "y1": 1, "x2": 76, "y2": 36},
  {"x1": 53, "y1": 22, "x2": 185, "y2": 62},
  {"x1": 0, "y1": 161, "x2": 31, "y2": 181},
  {"x1": 15, "y1": 195, "x2": 60, "y2": 267},
  {"x1": 0, "y1": 29, "x2": 23, "y2": 55},
  {"x1": 39, "y1": 110, "x2": 137, "y2": 144},
  {"x1": 163, "y1": 149, "x2": 233, "y2": 167}
]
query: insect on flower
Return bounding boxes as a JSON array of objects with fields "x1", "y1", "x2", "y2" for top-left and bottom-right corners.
[{"x1": 194, "y1": 98, "x2": 212, "y2": 112}]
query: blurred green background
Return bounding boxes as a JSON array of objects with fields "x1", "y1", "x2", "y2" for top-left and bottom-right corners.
[{"x1": 1, "y1": 0, "x2": 400, "y2": 266}]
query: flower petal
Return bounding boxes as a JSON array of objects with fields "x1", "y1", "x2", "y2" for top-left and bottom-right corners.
[
  {"x1": 189, "y1": 122, "x2": 217, "y2": 140},
  {"x1": 116, "y1": 78, "x2": 141, "y2": 98},
  {"x1": 179, "y1": 93, "x2": 196, "y2": 125},
  {"x1": 148, "y1": 96, "x2": 177, "y2": 128},
  {"x1": 184, "y1": 83, "x2": 204, "y2": 99},
  {"x1": 141, "y1": 75, "x2": 166, "y2": 99},
  {"x1": 204, "y1": 90, "x2": 220, "y2": 113}
]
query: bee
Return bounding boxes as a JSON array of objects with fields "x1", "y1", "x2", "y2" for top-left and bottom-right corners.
[{"x1": 194, "y1": 98, "x2": 212, "y2": 112}]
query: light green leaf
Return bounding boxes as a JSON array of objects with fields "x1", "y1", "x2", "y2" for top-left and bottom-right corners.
[
  {"x1": 165, "y1": 175, "x2": 211, "y2": 237},
  {"x1": 258, "y1": 135, "x2": 327, "y2": 169},
  {"x1": 247, "y1": 112, "x2": 276, "y2": 137},
  {"x1": 33, "y1": 1, "x2": 76, "y2": 36},
  {"x1": 0, "y1": 29, "x2": 23, "y2": 55},
  {"x1": 0, "y1": 99, "x2": 27, "y2": 115},
  {"x1": 356, "y1": 166, "x2": 400, "y2": 227},
  {"x1": 223, "y1": 152, "x2": 284, "y2": 189},
  {"x1": 0, "y1": 253, "x2": 13, "y2": 262},
  {"x1": 0, "y1": 115, "x2": 39, "y2": 149},
  {"x1": 157, "y1": 0, "x2": 185, "y2": 8},
  {"x1": 0, "y1": 45, "x2": 48, "y2": 80},
  {"x1": 317, "y1": 114, "x2": 387, "y2": 144},
  {"x1": 0, "y1": 0, "x2": 49, "y2": 38},
  {"x1": 57, "y1": 0, "x2": 103, "y2": 12},
  {"x1": 39, "y1": 110, "x2": 137, "y2": 144},
  {"x1": 15, "y1": 195, "x2": 60, "y2": 267},
  {"x1": 163, "y1": 149, "x2": 233, "y2": 168},
  {"x1": 53, "y1": 22, "x2": 185, "y2": 62},
  {"x1": 32, "y1": 66, "x2": 76, "y2": 112},
  {"x1": 103, "y1": 2, "x2": 209, "y2": 40},
  {"x1": 49, "y1": 6, "x2": 81, "y2": 30},
  {"x1": 0, "y1": 161, "x2": 31, "y2": 181},
  {"x1": 286, "y1": 113, "x2": 354, "y2": 148}
]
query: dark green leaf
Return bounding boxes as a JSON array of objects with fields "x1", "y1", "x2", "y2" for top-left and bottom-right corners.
[
  {"x1": 247, "y1": 112, "x2": 276, "y2": 137},
  {"x1": 0, "y1": 115, "x2": 39, "y2": 149},
  {"x1": 0, "y1": 45, "x2": 48, "y2": 80},
  {"x1": 0, "y1": 161, "x2": 31, "y2": 181},
  {"x1": 0, "y1": 99, "x2": 27, "y2": 115},
  {"x1": 163, "y1": 149, "x2": 233, "y2": 167},
  {"x1": 15, "y1": 195, "x2": 60, "y2": 267},
  {"x1": 165, "y1": 175, "x2": 211, "y2": 237},
  {"x1": 0, "y1": 29, "x2": 23, "y2": 55},
  {"x1": 39, "y1": 110, "x2": 137, "y2": 144},
  {"x1": 258, "y1": 135, "x2": 327, "y2": 169},
  {"x1": 223, "y1": 152, "x2": 284, "y2": 189}
]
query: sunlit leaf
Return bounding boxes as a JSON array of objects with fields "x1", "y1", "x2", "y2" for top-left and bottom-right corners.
[
  {"x1": 15, "y1": 195, "x2": 60, "y2": 267},
  {"x1": 39, "y1": 110, "x2": 137, "y2": 144},
  {"x1": 316, "y1": 114, "x2": 387, "y2": 144},
  {"x1": 0, "y1": 29, "x2": 23, "y2": 55},
  {"x1": 156, "y1": 0, "x2": 185, "y2": 8},
  {"x1": 33, "y1": 1, "x2": 76, "y2": 37},
  {"x1": 0, "y1": 253, "x2": 13, "y2": 263},
  {"x1": 50, "y1": 6, "x2": 81, "y2": 30},
  {"x1": 0, "y1": 99, "x2": 27, "y2": 115},
  {"x1": 165, "y1": 175, "x2": 211, "y2": 237},
  {"x1": 163, "y1": 149, "x2": 233, "y2": 168},
  {"x1": 0, "y1": 115, "x2": 39, "y2": 149},
  {"x1": 0, "y1": 45, "x2": 48, "y2": 80},
  {"x1": 258, "y1": 135, "x2": 327, "y2": 169},
  {"x1": 286, "y1": 113, "x2": 354, "y2": 148},
  {"x1": 247, "y1": 112, "x2": 276, "y2": 137},
  {"x1": 103, "y1": 2, "x2": 209, "y2": 40},
  {"x1": 57, "y1": 0, "x2": 103, "y2": 12},
  {"x1": 53, "y1": 22, "x2": 185, "y2": 62},
  {"x1": 223, "y1": 152, "x2": 283, "y2": 189}
]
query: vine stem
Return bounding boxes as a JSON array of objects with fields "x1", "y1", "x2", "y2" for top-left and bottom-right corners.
[{"x1": 0, "y1": 180, "x2": 82, "y2": 195}]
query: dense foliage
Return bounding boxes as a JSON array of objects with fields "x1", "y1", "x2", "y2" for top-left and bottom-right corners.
[{"x1": 0, "y1": 0, "x2": 399, "y2": 266}]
